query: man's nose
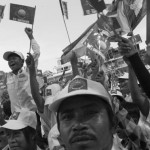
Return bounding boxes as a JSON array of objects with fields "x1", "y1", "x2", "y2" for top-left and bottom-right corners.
[{"x1": 72, "y1": 122, "x2": 88, "y2": 132}]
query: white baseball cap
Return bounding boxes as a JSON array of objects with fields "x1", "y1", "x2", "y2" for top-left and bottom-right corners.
[
  {"x1": 2, "y1": 108, "x2": 37, "y2": 130},
  {"x1": 49, "y1": 76, "x2": 112, "y2": 112},
  {"x1": 45, "y1": 84, "x2": 61, "y2": 106},
  {"x1": 3, "y1": 51, "x2": 24, "y2": 61}
]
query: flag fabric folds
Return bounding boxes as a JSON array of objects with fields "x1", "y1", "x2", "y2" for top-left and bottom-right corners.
[
  {"x1": 80, "y1": 0, "x2": 97, "y2": 15},
  {"x1": 10, "y1": 3, "x2": 36, "y2": 24}
]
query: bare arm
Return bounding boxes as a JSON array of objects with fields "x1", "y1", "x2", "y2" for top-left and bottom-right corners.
[
  {"x1": 127, "y1": 59, "x2": 149, "y2": 117},
  {"x1": 25, "y1": 28, "x2": 40, "y2": 69},
  {"x1": 26, "y1": 53, "x2": 44, "y2": 113},
  {"x1": 70, "y1": 51, "x2": 79, "y2": 77}
]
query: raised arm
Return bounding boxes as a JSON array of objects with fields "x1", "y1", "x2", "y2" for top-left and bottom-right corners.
[
  {"x1": 25, "y1": 28, "x2": 40, "y2": 69},
  {"x1": 26, "y1": 53, "x2": 44, "y2": 113},
  {"x1": 124, "y1": 57, "x2": 150, "y2": 117},
  {"x1": 118, "y1": 37, "x2": 150, "y2": 98}
]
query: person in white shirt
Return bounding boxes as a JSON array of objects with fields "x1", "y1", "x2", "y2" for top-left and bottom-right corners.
[{"x1": 3, "y1": 28, "x2": 40, "y2": 113}]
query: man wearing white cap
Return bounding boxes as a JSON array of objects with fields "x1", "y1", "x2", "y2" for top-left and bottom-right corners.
[
  {"x1": 49, "y1": 76, "x2": 115, "y2": 150},
  {"x1": 3, "y1": 28, "x2": 40, "y2": 113},
  {"x1": 2, "y1": 108, "x2": 41, "y2": 150}
]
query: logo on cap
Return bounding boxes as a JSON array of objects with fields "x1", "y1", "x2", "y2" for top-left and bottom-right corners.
[
  {"x1": 46, "y1": 89, "x2": 52, "y2": 96},
  {"x1": 9, "y1": 112, "x2": 20, "y2": 120},
  {"x1": 68, "y1": 78, "x2": 87, "y2": 93}
]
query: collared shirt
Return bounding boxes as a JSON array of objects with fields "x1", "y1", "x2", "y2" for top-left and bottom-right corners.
[{"x1": 5, "y1": 39, "x2": 40, "y2": 113}]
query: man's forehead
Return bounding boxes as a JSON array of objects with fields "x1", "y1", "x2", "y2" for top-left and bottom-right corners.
[{"x1": 59, "y1": 95, "x2": 105, "y2": 112}]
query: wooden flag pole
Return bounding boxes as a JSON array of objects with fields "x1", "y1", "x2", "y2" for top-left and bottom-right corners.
[
  {"x1": 59, "y1": 0, "x2": 71, "y2": 44},
  {"x1": 29, "y1": 6, "x2": 36, "y2": 53}
]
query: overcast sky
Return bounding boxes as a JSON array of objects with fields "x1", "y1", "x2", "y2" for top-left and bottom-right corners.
[{"x1": 0, "y1": 0, "x2": 146, "y2": 73}]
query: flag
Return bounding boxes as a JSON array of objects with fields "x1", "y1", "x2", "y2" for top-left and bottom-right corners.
[
  {"x1": 60, "y1": 1, "x2": 69, "y2": 19},
  {"x1": 88, "y1": 0, "x2": 106, "y2": 13},
  {"x1": 97, "y1": 14, "x2": 122, "y2": 36},
  {"x1": 61, "y1": 21, "x2": 97, "y2": 64},
  {"x1": 80, "y1": 0, "x2": 97, "y2": 15},
  {"x1": 10, "y1": 3, "x2": 36, "y2": 24},
  {"x1": 123, "y1": 0, "x2": 146, "y2": 30},
  {"x1": 106, "y1": 1, "x2": 130, "y2": 35},
  {"x1": 0, "y1": 5, "x2": 5, "y2": 19}
]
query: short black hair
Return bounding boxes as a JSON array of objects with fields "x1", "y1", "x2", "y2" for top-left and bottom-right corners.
[{"x1": 56, "y1": 95, "x2": 115, "y2": 130}]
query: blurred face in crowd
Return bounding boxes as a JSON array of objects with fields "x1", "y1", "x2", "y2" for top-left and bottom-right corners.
[
  {"x1": 58, "y1": 95, "x2": 114, "y2": 150},
  {"x1": 0, "y1": 128, "x2": 8, "y2": 150},
  {"x1": 8, "y1": 54, "x2": 24, "y2": 74},
  {"x1": 118, "y1": 79, "x2": 130, "y2": 96},
  {"x1": 6, "y1": 129, "x2": 30, "y2": 150}
]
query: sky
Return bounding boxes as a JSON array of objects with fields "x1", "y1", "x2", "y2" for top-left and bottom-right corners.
[{"x1": 0, "y1": 0, "x2": 147, "y2": 73}]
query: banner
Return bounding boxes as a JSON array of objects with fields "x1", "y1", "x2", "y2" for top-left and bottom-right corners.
[
  {"x1": 10, "y1": 3, "x2": 36, "y2": 24},
  {"x1": 80, "y1": 0, "x2": 97, "y2": 15}
]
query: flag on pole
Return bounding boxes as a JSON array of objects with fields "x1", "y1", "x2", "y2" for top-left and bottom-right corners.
[
  {"x1": 60, "y1": 1, "x2": 69, "y2": 19},
  {"x1": 61, "y1": 21, "x2": 97, "y2": 64},
  {"x1": 80, "y1": 0, "x2": 97, "y2": 15},
  {"x1": 10, "y1": 3, "x2": 36, "y2": 24}
]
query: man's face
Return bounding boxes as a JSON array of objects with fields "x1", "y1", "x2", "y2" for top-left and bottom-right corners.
[
  {"x1": 8, "y1": 54, "x2": 23, "y2": 72},
  {"x1": 58, "y1": 96, "x2": 113, "y2": 150},
  {"x1": 0, "y1": 128, "x2": 8, "y2": 150},
  {"x1": 6, "y1": 129, "x2": 29, "y2": 150}
]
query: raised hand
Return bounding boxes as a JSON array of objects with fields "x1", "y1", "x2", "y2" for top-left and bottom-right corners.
[
  {"x1": 25, "y1": 27, "x2": 34, "y2": 40},
  {"x1": 118, "y1": 37, "x2": 138, "y2": 58}
]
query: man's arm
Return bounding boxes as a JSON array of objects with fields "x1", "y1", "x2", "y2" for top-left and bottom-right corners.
[
  {"x1": 25, "y1": 28, "x2": 40, "y2": 69},
  {"x1": 118, "y1": 37, "x2": 150, "y2": 98},
  {"x1": 26, "y1": 53, "x2": 44, "y2": 113},
  {"x1": 127, "y1": 60, "x2": 149, "y2": 117}
]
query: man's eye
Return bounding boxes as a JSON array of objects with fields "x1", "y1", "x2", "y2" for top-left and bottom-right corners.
[
  {"x1": 6, "y1": 133, "x2": 10, "y2": 137},
  {"x1": 61, "y1": 114, "x2": 73, "y2": 121},
  {"x1": 86, "y1": 110, "x2": 98, "y2": 116}
]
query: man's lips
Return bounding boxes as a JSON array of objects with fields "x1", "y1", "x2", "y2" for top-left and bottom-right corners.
[{"x1": 70, "y1": 133, "x2": 96, "y2": 144}]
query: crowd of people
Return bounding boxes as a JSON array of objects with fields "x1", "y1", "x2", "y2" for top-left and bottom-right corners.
[{"x1": 0, "y1": 26, "x2": 150, "y2": 150}]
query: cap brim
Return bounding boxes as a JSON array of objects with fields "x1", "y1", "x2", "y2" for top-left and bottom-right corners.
[
  {"x1": 3, "y1": 51, "x2": 18, "y2": 61},
  {"x1": 49, "y1": 90, "x2": 111, "y2": 112},
  {"x1": 45, "y1": 96, "x2": 54, "y2": 105},
  {"x1": 2, "y1": 120, "x2": 27, "y2": 130}
]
